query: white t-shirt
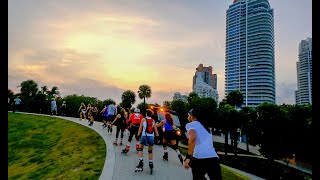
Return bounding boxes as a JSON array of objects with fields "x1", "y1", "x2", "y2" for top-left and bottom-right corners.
[{"x1": 186, "y1": 121, "x2": 219, "y2": 159}]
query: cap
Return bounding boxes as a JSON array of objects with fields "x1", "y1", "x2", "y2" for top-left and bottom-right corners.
[{"x1": 134, "y1": 108, "x2": 140, "y2": 113}]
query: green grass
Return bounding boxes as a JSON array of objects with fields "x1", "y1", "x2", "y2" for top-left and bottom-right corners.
[
  {"x1": 178, "y1": 147, "x2": 251, "y2": 180},
  {"x1": 8, "y1": 112, "x2": 106, "y2": 180}
]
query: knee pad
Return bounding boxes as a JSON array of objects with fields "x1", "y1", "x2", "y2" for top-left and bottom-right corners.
[
  {"x1": 162, "y1": 144, "x2": 167, "y2": 148},
  {"x1": 137, "y1": 148, "x2": 143, "y2": 152},
  {"x1": 148, "y1": 150, "x2": 153, "y2": 154}
]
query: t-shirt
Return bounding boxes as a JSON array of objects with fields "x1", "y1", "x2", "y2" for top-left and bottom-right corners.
[
  {"x1": 107, "y1": 104, "x2": 116, "y2": 115},
  {"x1": 185, "y1": 121, "x2": 219, "y2": 159},
  {"x1": 14, "y1": 98, "x2": 21, "y2": 105},
  {"x1": 51, "y1": 100, "x2": 57, "y2": 107}
]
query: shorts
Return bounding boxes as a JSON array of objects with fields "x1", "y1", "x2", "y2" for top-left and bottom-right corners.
[
  {"x1": 106, "y1": 115, "x2": 116, "y2": 122},
  {"x1": 140, "y1": 136, "x2": 154, "y2": 146},
  {"x1": 81, "y1": 109, "x2": 86, "y2": 114},
  {"x1": 51, "y1": 106, "x2": 57, "y2": 111},
  {"x1": 163, "y1": 131, "x2": 175, "y2": 141}
]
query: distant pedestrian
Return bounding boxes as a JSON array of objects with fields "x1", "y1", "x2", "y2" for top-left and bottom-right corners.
[
  {"x1": 51, "y1": 98, "x2": 57, "y2": 115},
  {"x1": 184, "y1": 108, "x2": 222, "y2": 180},
  {"x1": 13, "y1": 96, "x2": 22, "y2": 112},
  {"x1": 59, "y1": 101, "x2": 67, "y2": 116}
]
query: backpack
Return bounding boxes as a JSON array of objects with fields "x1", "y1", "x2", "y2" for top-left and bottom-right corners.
[{"x1": 145, "y1": 117, "x2": 154, "y2": 134}]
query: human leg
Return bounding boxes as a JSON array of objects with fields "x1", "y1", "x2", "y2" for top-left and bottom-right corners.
[
  {"x1": 190, "y1": 158, "x2": 207, "y2": 180},
  {"x1": 206, "y1": 158, "x2": 222, "y2": 180}
]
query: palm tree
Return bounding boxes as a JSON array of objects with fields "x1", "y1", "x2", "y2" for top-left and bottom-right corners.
[
  {"x1": 18, "y1": 80, "x2": 39, "y2": 97},
  {"x1": 138, "y1": 85, "x2": 152, "y2": 104},
  {"x1": 41, "y1": 86, "x2": 49, "y2": 95},
  {"x1": 226, "y1": 90, "x2": 243, "y2": 108},
  {"x1": 121, "y1": 90, "x2": 136, "y2": 109}
]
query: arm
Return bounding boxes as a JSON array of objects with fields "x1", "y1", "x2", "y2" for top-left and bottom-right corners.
[
  {"x1": 111, "y1": 114, "x2": 121, "y2": 124},
  {"x1": 187, "y1": 129, "x2": 196, "y2": 156},
  {"x1": 100, "y1": 107, "x2": 106, "y2": 114},
  {"x1": 154, "y1": 120, "x2": 159, "y2": 136},
  {"x1": 184, "y1": 129, "x2": 196, "y2": 169},
  {"x1": 137, "y1": 118, "x2": 144, "y2": 137},
  {"x1": 156, "y1": 120, "x2": 165, "y2": 127}
]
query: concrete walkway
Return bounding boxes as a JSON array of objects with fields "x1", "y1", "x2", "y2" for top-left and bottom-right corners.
[{"x1": 14, "y1": 112, "x2": 266, "y2": 180}]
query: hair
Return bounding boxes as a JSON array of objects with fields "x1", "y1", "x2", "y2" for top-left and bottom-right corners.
[
  {"x1": 120, "y1": 108, "x2": 126, "y2": 115},
  {"x1": 165, "y1": 112, "x2": 174, "y2": 125},
  {"x1": 190, "y1": 107, "x2": 210, "y2": 133},
  {"x1": 146, "y1": 109, "x2": 154, "y2": 117}
]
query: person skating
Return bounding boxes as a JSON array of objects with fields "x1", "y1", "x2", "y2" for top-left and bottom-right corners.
[
  {"x1": 100, "y1": 104, "x2": 109, "y2": 128},
  {"x1": 134, "y1": 109, "x2": 159, "y2": 174},
  {"x1": 105, "y1": 102, "x2": 117, "y2": 134},
  {"x1": 88, "y1": 105, "x2": 98, "y2": 126},
  {"x1": 78, "y1": 103, "x2": 86, "y2": 120},
  {"x1": 184, "y1": 108, "x2": 222, "y2": 180},
  {"x1": 156, "y1": 112, "x2": 183, "y2": 164},
  {"x1": 111, "y1": 108, "x2": 127, "y2": 146},
  {"x1": 121, "y1": 108, "x2": 144, "y2": 155}
]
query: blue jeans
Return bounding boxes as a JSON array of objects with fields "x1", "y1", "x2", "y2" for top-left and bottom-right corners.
[{"x1": 140, "y1": 136, "x2": 154, "y2": 146}]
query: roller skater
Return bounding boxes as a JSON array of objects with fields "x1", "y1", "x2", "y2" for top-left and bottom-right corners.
[
  {"x1": 105, "y1": 102, "x2": 117, "y2": 134},
  {"x1": 156, "y1": 112, "x2": 183, "y2": 164},
  {"x1": 111, "y1": 108, "x2": 127, "y2": 146},
  {"x1": 134, "y1": 109, "x2": 159, "y2": 174},
  {"x1": 121, "y1": 108, "x2": 144, "y2": 155}
]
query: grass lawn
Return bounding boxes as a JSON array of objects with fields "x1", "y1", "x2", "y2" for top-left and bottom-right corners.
[
  {"x1": 178, "y1": 147, "x2": 251, "y2": 180},
  {"x1": 8, "y1": 112, "x2": 106, "y2": 180}
]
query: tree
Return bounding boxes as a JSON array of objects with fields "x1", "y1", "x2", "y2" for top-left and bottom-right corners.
[
  {"x1": 255, "y1": 103, "x2": 290, "y2": 164},
  {"x1": 121, "y1": 90, "x2": 136, "y2": 109},
  {"x1": 217, "y1": 104, "x2": 234, "y2": 156},
  {"x1": 187, "y1": 92, "x2": 199, "y2": 104},
  {"x1": 137, "y1": 102, "x2": 149, "y2": 116},
  {"x1": 48, "y1": 86, "x2": 60, "y2": 98},
  {"x1": 163, "y1": 101, "x2": 172, "y2": 109},
  {"x1": 40, "y1": 86, "x2": 49, "y2": 95},
  {"x1": 18, "y1": 80, "x2": 39, "y2": 97},
  {"x1": 226, "y1": 90, "x2": 243, "y2": 108},
  {"x1": 8, "y1": 89, "x2": 14, "y2": 98},
  {"x1": 138, "y1": 85, "x2": 152, "y2": 104}
]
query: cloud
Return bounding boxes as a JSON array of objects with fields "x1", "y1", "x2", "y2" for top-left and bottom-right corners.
[{"x1": 276, "y1": 82, "x2": 297, "y2": 104}]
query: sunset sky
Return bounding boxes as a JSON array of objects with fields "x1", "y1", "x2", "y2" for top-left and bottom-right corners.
[{"x1": 8, "y1": 0, "x2": 312, "y2": 106}]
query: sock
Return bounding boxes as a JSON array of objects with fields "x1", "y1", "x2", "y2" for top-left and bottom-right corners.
[
  {"x1": 149, "y1": 160, "x2": 153, "y2": 163},
  {"x1": 164, "y1": 149, "x2": 168, "y2": 153},
  {"x1": 139, "y1": 158, "x2": 143, "y2": 161}
]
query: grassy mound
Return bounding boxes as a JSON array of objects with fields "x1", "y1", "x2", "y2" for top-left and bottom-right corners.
[{"x1": 8, "y1": 113, "x2": 106, "y2": 180}]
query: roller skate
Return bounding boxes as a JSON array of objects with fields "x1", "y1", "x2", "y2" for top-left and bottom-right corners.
[
  {"x1": 178, "y1": 154, "x2": 183, "y2": 164},
  {"x1": 121, "y1": 145, "x2": 130, "y2": 155},
  {"x1": 135, "y1": 160, "x2": 143, "y2": 172},
  {"x1": 149, "y1": 161, "x2": 153, "y2": 174},
  {"x1": 135, "y1": 144, "x2": 139, "y2": 152},
  {"x1": 113, "y1": 141, "x2": 118, "y2": 146},
  {"x1": 119, "y1": 141, "x2": 123, "y2": 146},
  {"x1": 163, "y1": 152, "x2": 168, "y2": 161}
]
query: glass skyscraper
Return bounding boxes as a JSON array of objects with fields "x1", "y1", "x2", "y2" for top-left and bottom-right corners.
[
  {"x1": 295, "y1": 37, "x2": 312, "y2": 105},
  {"x1": 225, "y1": 0, "x2": 275, "y2": 108}
]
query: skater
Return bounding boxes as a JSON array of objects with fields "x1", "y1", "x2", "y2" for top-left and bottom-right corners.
[
  {"x1": 156, "y1": 112, "x2": 183, "y2": 164},
  {"x1": 78, "y1": 103, "x2": 86, "y2": 120},
  {"x1": 106, "y1": 102, "x2": 117, "y2": 134},
  {"x1": 184, "y1": 108, "x2": 222, "y2": 180},
  {"x1": 50, "y1": 98, "x2": 57, "y2": 115},
  {"x1": 88, "y1": 105, "x2": 98, "y2": 126},
  {"x1": 121, "y1": 108, "x2": 144, "y2": 155},
  {"x1": 111, "y1": 108, "x2": 127, "y2": 146},
  {"x1": 100, "y1": 104, "x2": 109, "y2": 128},
  {"x1": 59, "y1": 101, "x2": 67, "y2": 116},
  {"x1": 134, "y1": 109, "x2": 159, "y2": 174}
]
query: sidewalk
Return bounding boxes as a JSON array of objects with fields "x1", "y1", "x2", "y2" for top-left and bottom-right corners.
[{"x1": 15, "y1": 112, "x2": 266, "y2": 180}]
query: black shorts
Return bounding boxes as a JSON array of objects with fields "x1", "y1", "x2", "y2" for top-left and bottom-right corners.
[
  {"x1": 163, "y1": 131, "x2": 175, "y2": 141},
  {"x1": 106, "y1": 115, "x2": 116, "y2": 122}
]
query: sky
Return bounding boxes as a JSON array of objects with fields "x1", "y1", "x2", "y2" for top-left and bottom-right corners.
[{"x1": 8, "y1": 0, "x2": 312, "y2": 107}]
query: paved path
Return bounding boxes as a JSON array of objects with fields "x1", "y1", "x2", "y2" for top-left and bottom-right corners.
[{"x1": 14, "y1": 112, "x2": 266, "y2": 180}]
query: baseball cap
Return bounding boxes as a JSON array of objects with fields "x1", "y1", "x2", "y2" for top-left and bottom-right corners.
[{"x1": 134, "y1": 108, "x2": 140, "y2": 113}]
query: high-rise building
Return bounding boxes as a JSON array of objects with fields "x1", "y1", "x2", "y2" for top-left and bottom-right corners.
[
  {"x1": 192, "y1": 64, "x2": 219, "y2": 102},
  {"x1": 295, "y1": 37, "x2": 312, "y2": 105},
  {"x1": 173, "y1": 92, "x2": 188, "y2": 103},
  {"x1": 225, "y1": 0, "x2": 275, "y2": 108}
]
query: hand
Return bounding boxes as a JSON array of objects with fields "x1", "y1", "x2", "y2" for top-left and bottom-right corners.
[{"x1": 184, "y1": 159, "x2": 190, "y2": 170}]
